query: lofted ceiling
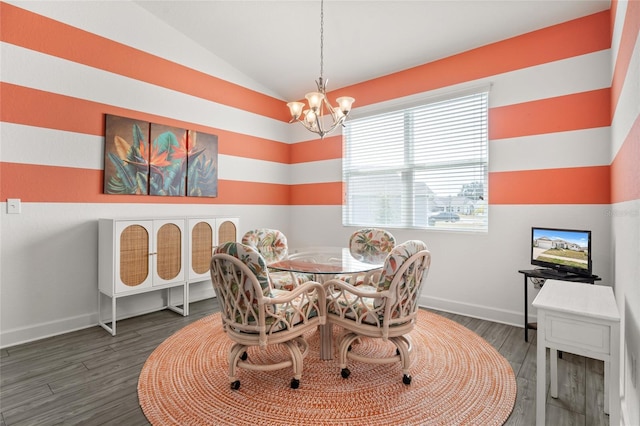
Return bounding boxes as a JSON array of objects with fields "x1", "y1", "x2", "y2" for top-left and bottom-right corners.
[{"x1": 134, "y1": 0, "x2": 610, "y2": 102}]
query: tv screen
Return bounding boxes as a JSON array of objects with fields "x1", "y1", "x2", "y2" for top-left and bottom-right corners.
[{"x1": 531, "y1": 227, "x2": 592, "y2": 276}]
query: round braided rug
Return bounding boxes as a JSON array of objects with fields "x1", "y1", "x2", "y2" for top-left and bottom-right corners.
[{"x1": 138, "y1": 310, "x2": 516, "y2": 425}]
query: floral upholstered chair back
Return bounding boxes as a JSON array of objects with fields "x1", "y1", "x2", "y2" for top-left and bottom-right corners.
[
  {"x1": 241, "y1": 228, "x2": 288, "y2": 263},
  {"x1": 241, "y1": 228, "x2": 312, "y2": 291},
  {"x1": 211, "y1": 242, "x2": 272, "y2": 330},
  {"x1": 349, "y1": 228, "x2": 396, "y2": 264},
  {"x1": 375, "y1": 240, "x2": 431, "y2": 323}
]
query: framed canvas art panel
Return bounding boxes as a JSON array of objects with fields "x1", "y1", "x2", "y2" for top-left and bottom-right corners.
[
  {"x1": 187, "y1": 130, "x2": 218, "y2": 197},
  {"x1": 104, "y1": 114, "x2": 150, "y2": 195},
  {"x1": 149, "y1": 124, "x2": 188, "y2": 196}
]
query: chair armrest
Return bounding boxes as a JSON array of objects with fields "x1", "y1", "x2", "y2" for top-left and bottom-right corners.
[
  {"x1": 358, "y1": 268, "x2": 383, "y2": 287},
  {"x1": 265, "y1": 280, "x2": 325, "y2": 301},
  {"x1": 323, "y1": 278, "x2": 390, "y2": 328},
  {"x1": 263, "y1": 281, "x2": 327, "y2": 324},
  {"x1": 323, "y1": 278, "x2": 388, "y2": 299}
]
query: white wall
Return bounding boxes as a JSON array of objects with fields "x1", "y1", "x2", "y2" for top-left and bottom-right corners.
[{"x1": 610, "y1": 2, "x2": 640, "y2": 424}]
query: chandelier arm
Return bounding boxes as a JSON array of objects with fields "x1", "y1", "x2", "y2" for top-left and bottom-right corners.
[
  {"x1": 322, "y1": 96, "x2": 339, "y2": 122},
  {"x1": 319, "y1": 117, "x2": 345, "y2": 136}
]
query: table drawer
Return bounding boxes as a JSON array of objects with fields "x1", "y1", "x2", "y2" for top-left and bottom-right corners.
[{"x1": 545, "y1": 314, "x2": 610, "y2": 355}]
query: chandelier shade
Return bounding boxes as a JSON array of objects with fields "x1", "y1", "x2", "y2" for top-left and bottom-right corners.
[{"x1": 286, "y1": 0, "x2": 355, "y2": 138}]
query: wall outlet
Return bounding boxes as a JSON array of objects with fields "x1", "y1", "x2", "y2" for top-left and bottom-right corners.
[{"x1": 7, "y1": 198, "x2": 21, "y2": 214}]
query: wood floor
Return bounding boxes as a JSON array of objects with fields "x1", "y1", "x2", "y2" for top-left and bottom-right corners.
[{"x1": 0, "y1": 298, "x2": 610, "y2": 426}]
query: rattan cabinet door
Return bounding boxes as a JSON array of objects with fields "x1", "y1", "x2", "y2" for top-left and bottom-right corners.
[
  {"x1": 188, "y1": 218, "x2": 215, "y2": 282},
  {"x1": 114, "y1": 221, "x2": 153, "y2": 293},
  {"x1": 216, "y1": 218, "x2": 238, "y2": 245},
  {"x1": 188, "y1": 217, "x2": 238, "y2": 282},
  {"x1": 151, "y1": 219, "x2": 186, "y2": 286}
]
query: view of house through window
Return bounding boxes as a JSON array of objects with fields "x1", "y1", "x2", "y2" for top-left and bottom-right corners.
[{"x1": 342, "y1": 90, "x2": 489, "y2": 232}]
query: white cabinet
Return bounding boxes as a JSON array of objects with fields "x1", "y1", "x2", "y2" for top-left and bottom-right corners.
[
  {"x1": 187, "y1": 217, "x2": 239, "y2": 282},
  {"x1": 98, "y1": 216, "x2": 238, "y2": 335},
  {"x1": 99, "y1": 218, "x2": 187, "y2": 335}
]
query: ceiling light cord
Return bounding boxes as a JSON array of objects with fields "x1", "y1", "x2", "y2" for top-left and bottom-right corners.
[{"x1": 319, "y1": 0, "x2": 324, "y2": 82}]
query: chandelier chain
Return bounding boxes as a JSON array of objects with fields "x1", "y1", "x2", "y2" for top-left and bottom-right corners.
[{"x1": 320, "y1": 0, "x2": 324, "y2": 81}]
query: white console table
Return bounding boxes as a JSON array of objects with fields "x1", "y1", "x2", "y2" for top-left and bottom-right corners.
[{"x1": 532, "y1": 280, "x2": 620, "y2": 426}]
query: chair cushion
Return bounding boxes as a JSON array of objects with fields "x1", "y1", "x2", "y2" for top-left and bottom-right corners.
[
  {"x1": 326, "y1": 290, "x2": 380, "y2": 325},
  {"x1": 376, "y1": 240, "x2": 428, "y2": 292},
  {"x1": 349, "y1": 228, "x2": 396, "y2": 264},
  {"x1": 214, "y1": 241, "x2": 271, "y2": 295},
  {"x1": 269, "y1": 271, "x2": 314, "y2": 291},
  {"x1": 242, "y1": 228, "x2": 288, "y2": 263},
  {"x1": 335, "y1": 228, "x2": 395, "y2": 286},
  {"x1": 268, "y1": 289, "x2": 320, "y2": 329}
]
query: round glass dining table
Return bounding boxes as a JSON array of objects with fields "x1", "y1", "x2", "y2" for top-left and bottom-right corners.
[{"x1": 268, "y1": 247, "x2": 383, "y2": 277}]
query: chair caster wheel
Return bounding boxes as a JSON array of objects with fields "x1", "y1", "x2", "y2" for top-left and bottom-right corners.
[
  {"x1": 230, "y1": 380, "x2": 240, "y2": 390},
  {"x1": 341, "y1": 368, "x2": 350, "y2": 379},
  {"x1": 402, "y1": 374, "x2": 412, "y2": 385},
  {"x1": 290, "y1": 378, "x2": 300, "y2": 389},
  {"x1": 240, "y1": 351, "x2": 248, "y2": 361}
]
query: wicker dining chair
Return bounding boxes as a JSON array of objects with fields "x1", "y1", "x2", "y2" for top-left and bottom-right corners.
[
  {"x1": 324, "y1": 240, "x2": 431, "y2": 384},
  {"x1": 337, "y1": 228, "x2": 396, "y2": 286},
  {"x1": 210, "y1": 241, "x2": 326, "y2": 390},
  {"x1": 242, "y1": 228, "x2": 314, "y2": 290}
]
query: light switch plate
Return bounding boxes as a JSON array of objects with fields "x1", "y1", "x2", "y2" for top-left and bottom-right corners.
[{"x1": 7, "y1": 198, "x2": 21, "y2": 214}]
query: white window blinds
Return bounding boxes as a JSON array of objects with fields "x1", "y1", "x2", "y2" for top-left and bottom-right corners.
[{"x1": 342, "y1": 91, "x2": 489, "y2": 231}]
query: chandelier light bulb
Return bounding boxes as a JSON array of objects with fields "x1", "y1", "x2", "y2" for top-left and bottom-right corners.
[
  {"x1": 287, "y1": 102, "x2": 305, "y2": 120},
  {"x1": 305, "y1": 92, "x2": 325, "y2": 112},
  {"x1": 304, "y1": 109, "x2": 317, "y2": 124},
  {"x1": 336, "y1": 96, "x2": 355, "y2": 115}
]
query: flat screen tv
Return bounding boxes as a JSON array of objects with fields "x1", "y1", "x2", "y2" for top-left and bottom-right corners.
[{"x1": 531, "y1": 227, "x2": 592, "y2": 276}]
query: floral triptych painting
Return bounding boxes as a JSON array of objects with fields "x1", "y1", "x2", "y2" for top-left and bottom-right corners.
[{"x1": 104, "y1": 114, "x2": 218, "y2": 197}]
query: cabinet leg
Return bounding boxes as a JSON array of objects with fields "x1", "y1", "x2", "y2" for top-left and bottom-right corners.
[
  {"x1": 536, "y1": 335, "x2": 546, "y2": 425},
  {"x1": 184, "y1": 283, "x2": 189, "y2": 316},
  {"x1": 604, "y1": 360, "x2": 610, "y2": 414},
  {"x1": 550, "y1": 348, "x2": 558, "y2": 398},
  {"x1": 111, "y1": 296, "x2": 117, "y2": 336}
]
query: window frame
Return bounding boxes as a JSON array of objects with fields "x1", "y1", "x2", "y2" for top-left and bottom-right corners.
[{"x1": 342, "y1": 85, "x2": 490, "y2": 232}]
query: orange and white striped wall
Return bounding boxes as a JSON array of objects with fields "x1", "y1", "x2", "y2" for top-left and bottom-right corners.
[{"x1": 0, "y1": 4, "x2": 637, "y2": 403}]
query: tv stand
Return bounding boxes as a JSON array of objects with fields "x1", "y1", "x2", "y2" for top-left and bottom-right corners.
[
  {"x1": 518, "y1": 269, "x2": 601, "y2": 341},
  {"x1": 537, "y1": 268, "x2": 570, "y2": 278}
]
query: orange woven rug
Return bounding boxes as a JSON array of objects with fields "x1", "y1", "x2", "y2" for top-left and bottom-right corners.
[{"x1": 138, "y1": 310, "x2": 516, "y2": 425}]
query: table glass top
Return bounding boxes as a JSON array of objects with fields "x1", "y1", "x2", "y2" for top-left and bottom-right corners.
[{"x1": 268, "y1": 247, "x2": 384, "y2": 275}]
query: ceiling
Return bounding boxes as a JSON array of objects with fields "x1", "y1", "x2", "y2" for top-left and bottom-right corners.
[{"x1": 134, "y1": 1, "x2": 610, "y2": 101}]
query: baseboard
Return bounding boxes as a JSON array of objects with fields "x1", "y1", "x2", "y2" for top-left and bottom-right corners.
[
  {"x1": 420, "y1": 294, "x2": 527, "y2": 328},
  {"x1": 0, "y1": 312, "x2": 98, "y2": 349},
  {"x1": 1, "y1": 285, "x2": 218, "y2": 349}
]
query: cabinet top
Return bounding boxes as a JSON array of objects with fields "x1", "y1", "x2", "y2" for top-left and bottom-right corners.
[{"x1": 99, "y1": 216, "x2": 237, "y2": 221}]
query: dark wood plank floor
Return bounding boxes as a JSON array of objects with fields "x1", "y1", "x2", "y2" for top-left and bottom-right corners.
[{"x1": 0, "y1": 299, "x2": 609, "y2": 425}]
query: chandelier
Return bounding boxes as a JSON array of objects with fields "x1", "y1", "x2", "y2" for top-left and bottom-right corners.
[{"x1": 286, "y1": 0, "x2": 355, "y2": 138}]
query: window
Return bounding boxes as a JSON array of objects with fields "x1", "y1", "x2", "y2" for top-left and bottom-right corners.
[{"x1": 342, "y1": 90, "x2": 489, "y2": 232}]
